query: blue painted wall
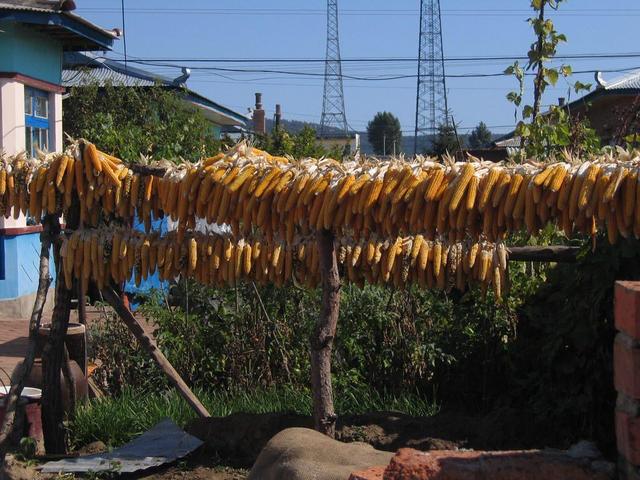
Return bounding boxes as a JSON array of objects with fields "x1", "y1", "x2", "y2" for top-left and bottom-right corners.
[
  {"x1": 0, "y1": 232, "x2": 56, "y2": 300},
  {"x1": 124, "y1": 213, "x2": 169, "y2": 298},
  {"x1": 0, "y1": 22, "x2": 62, "y2": 84}
]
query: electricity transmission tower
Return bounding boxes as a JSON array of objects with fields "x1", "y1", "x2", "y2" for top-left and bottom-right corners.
[
  {"x1": 320, "y1": 0, "x2": 348, "y2": 136},
  {"x1": 414, "y1": 0, "x2": 449, "y2": 155}
]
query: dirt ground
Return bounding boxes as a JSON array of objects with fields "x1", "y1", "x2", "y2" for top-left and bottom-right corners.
[{"x1": 0, "y1": 409, "x2": 575, "y2": 479}]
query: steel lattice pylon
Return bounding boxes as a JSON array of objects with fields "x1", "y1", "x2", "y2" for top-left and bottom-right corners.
[
  {"x1": 320, "y1": 0, "x2": 348, "y2": 136},
  {"x1": 414, "y1": 0, "x2": 449, "y2": 155}
]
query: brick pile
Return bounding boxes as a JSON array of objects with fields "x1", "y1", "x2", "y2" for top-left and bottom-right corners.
[{"x1": 615, "y1": 281, "x2": 640, "y2": 479}]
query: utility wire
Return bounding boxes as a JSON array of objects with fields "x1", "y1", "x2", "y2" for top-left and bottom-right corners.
[
  {"x1": 115, "y1": 58, "x2": 640, "y2": 81},
  {"x1": 80, "y1": 7, "x2": 640, "y2": 17},
  {"x1": 111, "y1": 53, "x2": 640, "y2": 64}
]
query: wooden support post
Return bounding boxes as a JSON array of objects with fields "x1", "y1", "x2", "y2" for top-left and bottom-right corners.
[
  {"x1": 41, "y1": 199, "x2": 81, "y2": 454},
  {"x1": 311, "y1": 229, "x2": 341, "y2": 437},
  {"x1": 100, "y1": 287, "x2": 210, "y2": 419},
  {"x1": 41, "y1": 217, "x2": 71, "y2": 454},
  {"x1": 77, "y1": 280, "x2": 87, "y2": 326},
  {"x1": 0, "y1": 215, "x2": 55, "y2": 465}
]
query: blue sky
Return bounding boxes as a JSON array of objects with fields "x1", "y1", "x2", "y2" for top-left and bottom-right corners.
[{"x1": 77, "y1": 1, "x2": 640, "y2": 136}]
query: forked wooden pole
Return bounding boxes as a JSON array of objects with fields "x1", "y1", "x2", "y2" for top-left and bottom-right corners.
[
  {"x1": 0, "y1": 215, "x2": 56, "y2": 464},
  {"x1": 100, "y1": 287, "x2": 210, "y2": 418},
  {"x1": 311, "y1": 229, "x2": 341, "y2": 437}
]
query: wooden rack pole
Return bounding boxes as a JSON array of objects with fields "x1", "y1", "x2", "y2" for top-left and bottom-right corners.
[
  {"x1": 311, "y1": 229, "x2": 341, "y2": 438},
  {"x1": 507, "y1": 246, "x2": 580, "y2": 263},
  {"x1": 100, "y1": 287, "x2": 210, "y2": 419}
]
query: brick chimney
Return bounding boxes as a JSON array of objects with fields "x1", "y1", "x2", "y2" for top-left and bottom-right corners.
[
  {"x1": 275, "y1": 104, "x2": 282, "y2": 130},
  {"x1": 253, "y1": 93, "x2": 266, "y2": 135}
]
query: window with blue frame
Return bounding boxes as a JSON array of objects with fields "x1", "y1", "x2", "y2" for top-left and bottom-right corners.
[{"x1": 24, "y1": 87, "x2": 50, "y2": 158}]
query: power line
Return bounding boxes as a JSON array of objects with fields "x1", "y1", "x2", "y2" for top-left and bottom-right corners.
[
  {"x1": 79, "y1": 7, "x2": 640, "y2": 17},
  {"x1": 114, "y1": 58, "x2": 640, "y2": 81},
  {"x1": 110, "y1": 52, "x2": 640, "y2": 64}
]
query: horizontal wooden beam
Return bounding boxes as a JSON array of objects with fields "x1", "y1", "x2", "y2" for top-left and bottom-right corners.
[
  {"x1": 507, "y1": 246, "x2": 580, "y2": 263},
  {"x1": 128, "y1": 164, "x2": 168, "y2": 177}
]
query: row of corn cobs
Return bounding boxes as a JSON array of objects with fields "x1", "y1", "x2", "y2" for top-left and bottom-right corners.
[
  {"x1": 3, "y1": 143, "x2": 640, "y2": 244},
  {"x1": 0, "y1": 143, "x2": 160, "y2": 230},
  {"x1": 60, "y1": 228, "x2": 509, "y2": 298}
]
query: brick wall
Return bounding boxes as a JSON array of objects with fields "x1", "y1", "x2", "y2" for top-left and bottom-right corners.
[{"x1": 615, "y1": 281, "x2": 640, "y2": 479}]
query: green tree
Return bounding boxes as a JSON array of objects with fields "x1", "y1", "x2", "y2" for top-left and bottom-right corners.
[
  {"x1": 63, "y1": 82, "x2": 223, "y2": 162},
  {"x1": 255, "y1": 125, "x2": 342, "y2": 158},
  {"x1": 504, "y1": 0, "x2": 598, "y2": 158},
  {"x1": 430, "y1": 123, "x2": 459, "y2": 156},
  {"x1": 366, "y1": 112, "x2": 402, "y2": 156},
  {"x1": 468, "y1": 121, "x2": 493, "y2": 148}
]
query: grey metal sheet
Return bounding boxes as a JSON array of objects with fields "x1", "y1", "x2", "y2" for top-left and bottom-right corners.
[{"x1": 41, "y1": 418, "x2": 203, "y2": 474}]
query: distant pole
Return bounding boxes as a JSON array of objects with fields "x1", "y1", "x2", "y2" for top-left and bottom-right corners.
[
  {"x1": 121, "y1": 0, "x2": 128, "y2": 72},
  {"x1": 451, "y1": 115, "x2": 462, "y2": 156},
  {"x1": 393, "y1": 140, "x2": 397, "y2": 156},
  {"x1": 383, "y1": 134, "x2": 386, "y2": 156}
]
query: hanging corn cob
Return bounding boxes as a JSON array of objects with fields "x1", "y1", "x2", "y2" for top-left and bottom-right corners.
[
  {"x1": 4, "y1": 141, "x2": 640, "y2": 245},
  {"x1": 60, "y1": 227, "x2": 509, "y2": 298}
]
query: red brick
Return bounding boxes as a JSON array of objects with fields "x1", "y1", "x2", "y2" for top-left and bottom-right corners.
[
  {"x1": 616, "y1": 282, "x2": 640, "y2": 340},
  {"x1": 618, "y1": 410, "x2": 640, "y2": 466},
  {"x1": 615, "y1": 334, "x2": 640, "y2": 399},
  {"x1": 349, "y1": 466, "x2": 385, "y2": 480},
  {"x1": 382, "y1": 448, "x2": 610, "y2": 479}
]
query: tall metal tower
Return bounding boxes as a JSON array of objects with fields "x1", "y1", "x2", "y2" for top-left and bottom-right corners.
[
  {"x1": 414, "y1": 0, "x2": 449, "y2": 155},
  {"x1": 320, "y1": 0, "x2": 348, "y2": 136}
]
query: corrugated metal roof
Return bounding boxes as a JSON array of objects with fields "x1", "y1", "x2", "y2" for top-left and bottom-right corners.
[
  {"x1": 600, "y1": 70, "x2": 640, "y2": 91},
  {"x1": 0, "y1": 1, "x2": 58, "y2": 13},
  {"x1": 62, "y1": 53, "x2": 173, "y2": 87},
  {"x1": 62, "y1": 67, "x2": 157, "y2": 87}
]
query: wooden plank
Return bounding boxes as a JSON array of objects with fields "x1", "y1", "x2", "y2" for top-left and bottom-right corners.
[{"x1": 100, "y1": 288, "x2": 210, "y2": 419}]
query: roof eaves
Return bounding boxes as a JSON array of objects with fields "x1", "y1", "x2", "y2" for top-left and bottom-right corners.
[
  {"x1": 182, "y1": 90, "x2": 250, "y2": 124},
  {"x1": 0, "y1": 6, "x2": 116, "y2": 50}
]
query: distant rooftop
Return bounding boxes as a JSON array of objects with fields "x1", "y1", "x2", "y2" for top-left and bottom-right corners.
[
  {"x1": 595, "y1": 69, "x2": 640, "y2": 92},
  {"x1": 0, "y1": 0, "x2": 116, "y2": 50},
  {"x1": 63, "y1": 52, "x2": 249, "y2": 127}
]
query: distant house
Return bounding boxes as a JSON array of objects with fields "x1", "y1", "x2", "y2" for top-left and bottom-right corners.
[
  {"x1": 568, "y1": 70, "x2": 640, "y2": 144},
  {"x1": 0, "y1": 0, "x2": 115, "y2": 317},
  {"x1": 62, "y1": 53, "x2": 249, "y2": 138},
  {"x1": 492, "y1": 69, "x2": 640, "y2": 154},
  {"x1": 317, "y1": 133, "x2": 360, "y2": 157}
]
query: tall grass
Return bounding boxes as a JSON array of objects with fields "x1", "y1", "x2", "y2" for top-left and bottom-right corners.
[{"x1": 69, "y1": 385, "x2": 438, "y2": 448}]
